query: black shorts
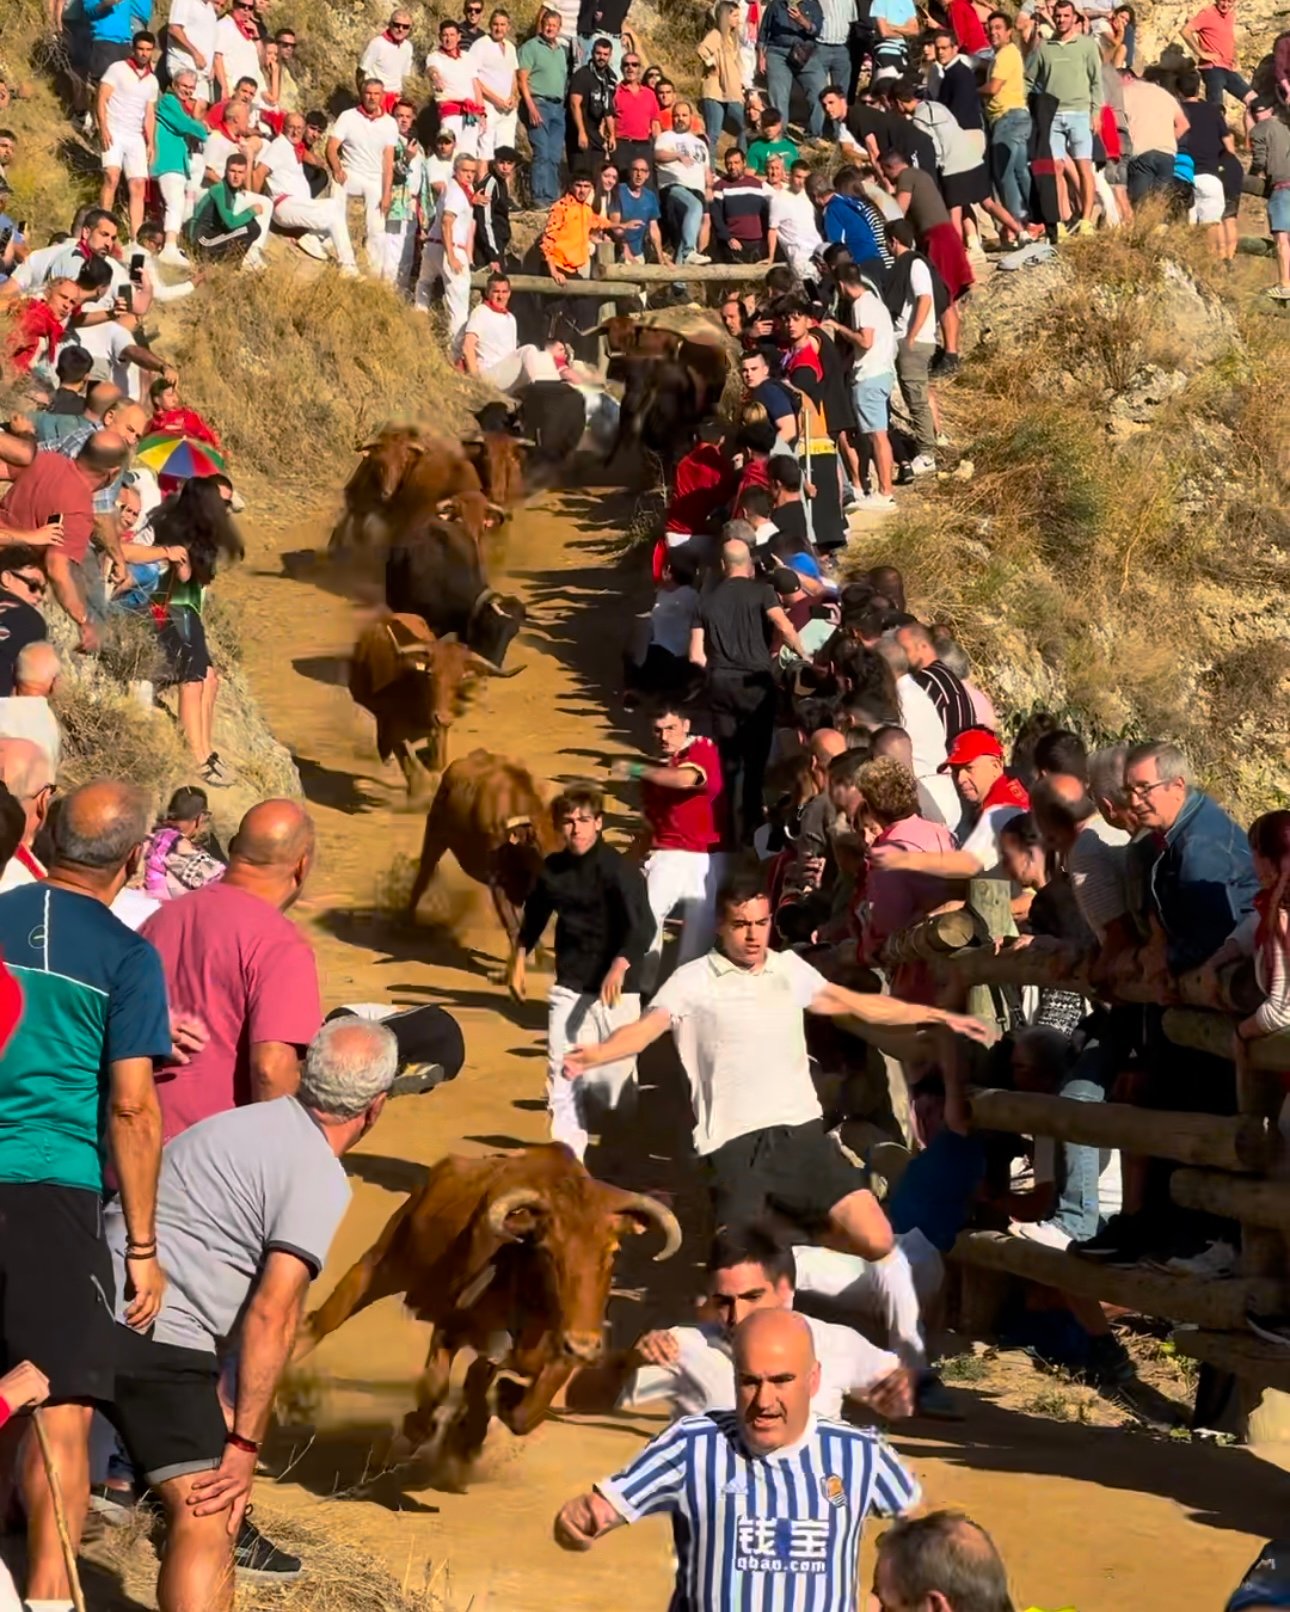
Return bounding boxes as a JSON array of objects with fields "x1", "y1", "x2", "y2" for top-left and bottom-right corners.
[
  {"x1": 941, "y1": 163, "x2": 991, "y2": 210},
  {"x1": 157, "y1": 605, "x2": 212, "y2": 685},
  {"x1": 110, "y1": 1326, "x2": 225, "y2": 1487},
  {"x1": 88, "y1": 38, "x2": 130, "y2": 83},
  {"x1": 0, "y1": 1182, "x2": 117, "y2": 1403},
  {"x1": 704, "y1": 1119, "x2": 864, "y2": 1231}
]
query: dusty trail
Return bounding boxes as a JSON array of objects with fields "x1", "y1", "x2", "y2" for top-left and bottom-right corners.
[{"x1": 221, "y1": 485, "x2": 1285, "y2": 1612}]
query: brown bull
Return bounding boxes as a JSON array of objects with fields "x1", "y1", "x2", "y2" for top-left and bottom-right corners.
[
  {"x1": 406, "y1": 747, "x2": 561, "y2": 942},
  {"x1": 599, "y1": 316, "x2": 731, "y2": 416},
  {"x1": 349, "y1": 612, "x2": 523, "y2": 794},
  {"x1": 463, "y1": 431, "x2": 528, "y2": 510},
  {"x1": 330, "y1": 425, "x2": 506, "y2": 555},
  {"x1": 297, "y1": 1144, "x2": 681, "y2": 1487}
]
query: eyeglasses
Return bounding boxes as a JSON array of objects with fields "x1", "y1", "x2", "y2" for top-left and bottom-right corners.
[
  {"x1": 277, "y1": 37, "x2": 297, "y2": 46},
  {"x1": 12, "y1": 573, "x2": 45, "y2": 596},
  {"x1": 1125, "y1": 778, "x2": 1173, "y2": 801}
]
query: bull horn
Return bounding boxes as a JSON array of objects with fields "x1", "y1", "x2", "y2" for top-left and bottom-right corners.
[
  {"x1": 466, "y1": 650, "x2": 524, "y2": 678},
  {"x1": 611, "y1": 1192, "x2": 682, "y2": 1262},
  {"x1": 503, "y1": 813, "x2": 533, "y2": 831},
  {"x1": 487, "y1": 1187, "x2": 548, "y2": 1240},
  {"x1": 397, "y1": 640, "x2": 436, "y2": 657}
]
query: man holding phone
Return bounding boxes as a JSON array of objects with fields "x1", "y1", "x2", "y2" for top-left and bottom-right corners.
[{"x1": 98, "y1": 28, "x2": 159, "y2": 243}]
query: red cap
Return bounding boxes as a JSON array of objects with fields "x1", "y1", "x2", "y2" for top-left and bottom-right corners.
[{"x1": 939, "y1": 728, "x2": 1005, "y2": 771}]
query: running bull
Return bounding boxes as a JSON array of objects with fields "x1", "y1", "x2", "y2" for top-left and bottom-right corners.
[
  {"x1": 296, "y1": 1144, "x2": 681, "y2": 1487},
  {"x1": 385, "y1": 506, "x2": 526, "y2": 668},
  {"x1": 330, "y1": 426, "x2": 508, "y2": 555},
  {"x1": 349, "y1": 611, "x2": 523, "y2": 794}
]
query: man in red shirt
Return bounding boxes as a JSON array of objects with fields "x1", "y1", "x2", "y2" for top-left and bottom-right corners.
[
  {"x1": 145, "y1": 374, "x2": 221, "y2": 447},
  {"x1": 5, "y1": 278, "x2": 83, "y2": 375},
  {"x1": 0, "y1": 432, "x2": 127, "y2": 653},
  {"x1": 613, "y1": 699, "x2": 725, "y2": 992}
]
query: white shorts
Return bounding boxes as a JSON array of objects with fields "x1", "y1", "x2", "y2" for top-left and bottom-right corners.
[
  {"x1": 1191, "y1": 171, "x2": 1225, "y2": 226},
  {"x1": 103, "y1": 133, "x2": 148, "y2": 180}
]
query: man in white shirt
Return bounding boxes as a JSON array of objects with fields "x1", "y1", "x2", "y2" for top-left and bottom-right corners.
[
  {"x1": 0, "y1": 738, "x2": 53, "y2": 894},
  {"x1": 653, "y1": 102, "x2": 712, "y2": 265},
  {"x1": 0, "y1": 643, "x2": 63, "y2": 775},
  {"x1": 212, "y1": 0, "x2": 264, "y2": 104},
  {"x1": 885, "y1": 216, "x2": 938, "y2": 476},
  {"x1": 566, "y1": 865, "x2": 991, "y2": 1253},
  {"x1": 326, "y1": 79, "x2": 398, "y2": 274},
  {"x1": 260, "y1": 111, "x2": 358, "y2": 271},
  {"x1": 767, "y1": 158, "x2": 824, "y2": 280},
  {"x1": 358, "y1": 9, "x2": 415, "y2": 98},
  {"x1": 459, "y1": 271, "x2": 524, "y2": 385},
  {"x1": 417, "y1": 152, "x2": 476, "y2": 337},
  {"x1": 428, "y1": 18, "x2": 487, "y2": 156},
  {"x1": 829, "y1": 260, "x2": 897, "y2": 506},
  {"x1": 166, "y1": 0, "x2": 221, "y2": 108},
  {"x1": 470, "y1": 9, "x2": 519, "y2": 160},
  {"x1": 567, "y1": 1222, "x2": 918, "y2": 1421},
  {"x1": 202, "y1": 101, "x2": 273, "y2": 249},
  {"x1": 98, "y1": 30, "x2": 159, "y2": 243}
]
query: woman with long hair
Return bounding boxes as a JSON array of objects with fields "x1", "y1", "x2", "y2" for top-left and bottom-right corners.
[
  {"x1": 149, "y1": 474, "x2": 244, "y2": 785},
  {"x1": 698, "y1": 2, "x2": 746, "y2": 151}
]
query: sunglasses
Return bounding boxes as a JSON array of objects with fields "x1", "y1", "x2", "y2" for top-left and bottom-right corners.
[
  {"x1": 13, "y1": 573, "x2": 46, "y2": 595},
  {"x1": 391, "y1": 21, "x2": 411, "y2": 28}
]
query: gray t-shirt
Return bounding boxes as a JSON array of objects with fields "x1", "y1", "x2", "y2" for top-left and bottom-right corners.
[{"x1": 107, "y1": 1096, "x2": 351, "y2": 1352}]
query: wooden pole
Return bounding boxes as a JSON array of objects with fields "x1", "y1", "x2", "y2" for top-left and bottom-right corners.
[
  {"x1": 594, "y1": 241, "x2": 615, "y2": 374},
  {"x1": 939, "y1": 951, "x2": 1258, "y2": 1013},
  {"x1": 33, "y1": 1410, "x2": 87, "y2": 1612},
  {"x1": 951, "y1": 1230, "x2": 1284, "y2": 1330},
  {"x1": 965, "y1": 877, "x2": 1014, "y2": 1032},
  {"x1": 966, "y1": 1086, "x2": 1270, "y2": 1173},
  {"x1": 1171, "y1": 1167, "x2": 1290, "y2": 1230},
  {"x1": 881, "y1": 908, "x2": 977, "y2": 967},
  {"x1": 596, "y1": 261, "x2": 775, "y2": 283},
  {"x1": 1164, "y1": 1009, "x2": 1290, "y2": 1072},
  {"x1": 468, "y1": 272, "x2": 646, "y2": 297}
]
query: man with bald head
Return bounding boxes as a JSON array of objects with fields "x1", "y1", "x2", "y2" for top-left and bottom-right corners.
[
  {"x1": 690, "y1": 525, "x2": 808, "y2": 847},
  {"x1": 0, "y1": 639, "x2": 63, "y2": 772},
  {"x1": 556, "y1": 1305, "x2": 919, "y2": 1608},
  {"x1": 1031, "y1": 773, "x2": 1132, "y2": 949},
  {"x1": 0, "y1": 779, "x2": 169, "y2": 1608},
  {"x1": 0, "y1": 735, "x2": 54, "y2": 892},
  {"x1": 141, "y1": 797, "x2": 321, "y2": 1139}
]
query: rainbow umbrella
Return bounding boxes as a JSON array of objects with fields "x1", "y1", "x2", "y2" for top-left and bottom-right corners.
[{"x1": 134, "y1": 434, "x2": 228, "y2": 493}]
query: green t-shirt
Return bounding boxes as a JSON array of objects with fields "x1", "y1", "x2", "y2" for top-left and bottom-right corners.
[
  {"x1": 746, "y1": 135, "x2": 800, "y2": 175},
  {"x1": 517, "y1": 35, "x2": 569, "y2": 100}
]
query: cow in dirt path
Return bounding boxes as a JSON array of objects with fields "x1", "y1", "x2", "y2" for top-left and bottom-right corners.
[
  {"x1": 406, "y1": 749, "x2": 561, "y2": 942},
  {"x1": 295, "y1": 1144, "x2": 681, "y2": 1489}
]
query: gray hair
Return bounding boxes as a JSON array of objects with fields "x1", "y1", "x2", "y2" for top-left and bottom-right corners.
[
  {"x1": 877, "y1": 631, "x2": 909, "y2": 676},
  {"x1": 52, "y1": 781, "x2": 152, "y2": 870},
  {"x1": 1125, "y1": 739, "x2": 1190, "y2": 786},
  {"x1": 453, "y1": 152, "x2": 476, "y2": 175},
  {"x1": 721, "y1": 518, "x2": 756, "y2": 548},
  {"x1": 15, "y1": 641, "x2": 59, "y2": 687},
  {"x1": 299, "y1": 1015, "x2": 398, "y2": 1118},
  {"x1": 934, "y1": 637, "x2": 971, "y2": 680},
  {"x1": 1087, "y1": 742, "x2": 1129, "y2": 809}
]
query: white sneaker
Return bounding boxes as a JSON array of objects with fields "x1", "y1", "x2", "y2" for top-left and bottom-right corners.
[
  {"x1": 909, "y1": 453, "x2": 937, "y2": 477},
  {"x1": 296, "y1": 232, "x2": 328, "y2": 261},
  {"x1": 853, "y1": 492, "x2": 896, "y2": 509},
  {"x1": 1010, "y1": 1219, "x2": 1072, "y2": 1250},
  {"x1": 685, "y1": 251, "x2": 712, "y2": 266},
  {"x1": 1163, "y1": 1239, "x2": 1238, "y2": 1277},
  {"x1": 241, "y1": 257, "x2": 267, "y2": 274},
  {"x1": 158, "y1": 244, "x2": 190, "y2": 269},
  {"x1": 339, "y1": 264, "x2": 360, "y2": 278}
]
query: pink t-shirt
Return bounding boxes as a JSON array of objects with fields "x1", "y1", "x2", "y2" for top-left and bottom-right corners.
[
  {"x1": 140, "y1": 882, "x2": 322, "y2": 1141},
  {"x1": 1188, "y1": 5, "x2": 1237, "y2": 68}
]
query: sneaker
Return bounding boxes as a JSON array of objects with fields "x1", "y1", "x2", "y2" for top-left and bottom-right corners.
[
  {"x1": 1071, "y1": 217, "x2": 1096, "y2": 236},
  {"x1": 157, "y1": 244, "x2": 191, "y2": 269},
  {"x1": 1246, "y1": 1312, "x2": 1290, "y2": 1349},
  {"x1": 1267, "y1": 284, "x2": 1290, "y2": 302},
  {"x1": 851, "y1": 491, "x2": 896, "y2": 509},
  {"x1": 1084, "y1": 1333, "x2": 1134, "y2": 1387},
  {"x1": 1161, "y1": 1238, "x2": 1238, "y2": 1278},
  {"x1": 389, "y1": 1061, "x2": 447, "y2": 1098},
  {"x1": 340, "y1": 264, "x2": 361, "y2": 278},
  {"x1": 914, "y1": 1373, "x2": 966, "y2": 1420},
  {"x1": 1010, "y1": 1218, "x2": 1072, "y2": 1251},
  {"x1": 1069, "y1": 1210, "x2": 1152, "y2": 1266},
  {"x1": 89, "y1": 1483, "x2": 138, "y2": 1527},
  {"x1": 685, "y1": 251, "x2": 712, "y2": 266},
  {"x1": 295, "y1": 232, "x2": 329, "y2": 261},
  {"x1": 234, "y1": 1513, "x2": 303, "y2": 1582},
  {"x1": 936, "y1": 353, "x2": 962, "y2": 376},
  {"x1": 909, "y1": 453, "x2": 937, "y2": 477}
]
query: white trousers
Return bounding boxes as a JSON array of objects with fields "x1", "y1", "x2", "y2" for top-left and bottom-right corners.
[
  {"x1": 478, "y1": 107, "x2": 518, "y2": 161},
  {"x1": 440, "y1": 111, "x2": 482, "y2": 155},
  {"x1": 792, "y1": 1235, "x2": 942, "y2": 1369},
  {"x1": 642, "y1": 848, "x2": 718, "y2": 992},
  {"x1": 241, "y1": 193, "x2": 273, "y2": 265},
  {"x1": 334, "y1": 175, "x2": 386, "y2": 271},
  {"x1": 416, "y1": 240, "x2": 471, "y2": 340},
  {"x1": 369, "y1": 215, "x2": 417, "y2": 287},
  {"x1": 546, "y1": 984, "x2": 640, "y2": 1161},
  {"x1": 157, "y1": 170, "x2": 195, "y2": 236},
  {"x1": 274, "y1": 193, "x2": 357, "y2": 267}
]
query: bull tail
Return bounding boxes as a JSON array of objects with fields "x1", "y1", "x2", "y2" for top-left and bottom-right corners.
[{"x1": 298, "y1": 1199, "x2": 413, "y2": 1356}]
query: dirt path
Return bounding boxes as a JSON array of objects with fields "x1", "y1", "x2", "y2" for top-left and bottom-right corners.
[{"x1": 219, "y1": 487, "x2": 1286, "y2": 1612}]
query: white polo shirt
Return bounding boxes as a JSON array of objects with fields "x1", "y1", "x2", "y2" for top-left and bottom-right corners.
[
  {"x1": 201, "y1": 127, "x2": 241, "y2": 182},
  {"x1": 213, "y1": 15, "x2": 263, "y2": 95},
  {"x1": 468, "y1": 34, "x2": 518, "y2": 102},
  {"x1": 360, "y1": 31, "x2": 414, "y2": 94},
  {"x1": 650, "y1": 948, "x2": 827, "y2": 1155},
  {"x1": 768, "y1": 187, "x2": 823, "y2": 257},
  {"x1": 427, "y1": 49, "x2": 479, "y2": 103},
  {"x1": 261, "y1": 132, "x2": 310, "y2": 202},
  {"x1": 166, "y1": 0, "x2": 220, "y2": 81},
  {"x1": 332, "y1": 105, "x2": 398, "y2": 186},
  {"x1": 100, "y1": 60, "x2": 159, "y2": 138},
  {"x1": 462, "y1": 301, "x2": 517, "y2": 370},
  {"x1": 431, "y1": 177, "x2": 473, "y2": 249},
  {"x1": 625, "y1": 1315, "x2": 901, "y2": 1419}
]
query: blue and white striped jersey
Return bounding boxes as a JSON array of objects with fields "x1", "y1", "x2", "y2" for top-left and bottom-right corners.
[{"x1": 597, "y1": 1410, "x2": 920, "y2": 1612}]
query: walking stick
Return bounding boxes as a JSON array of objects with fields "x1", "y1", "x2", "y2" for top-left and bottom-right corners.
[{"x1": 32, "y1": 1408, "x2": 88, "y2": 1612}]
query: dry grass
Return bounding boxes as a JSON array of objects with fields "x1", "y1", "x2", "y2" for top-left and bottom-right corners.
[
  {"x1": 54, "y1": 679, "x2": 189, "y2": 796},
  {"x1": 1, "y1": 0, "x2": 100, "y2": 232}
]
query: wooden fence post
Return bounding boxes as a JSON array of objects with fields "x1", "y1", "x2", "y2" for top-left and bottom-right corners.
[{"x1": 594, "y1": 241, "x2": 615, "y2": 373}]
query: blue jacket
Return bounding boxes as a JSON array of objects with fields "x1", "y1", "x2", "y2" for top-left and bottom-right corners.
[
  {"x1": 1148, "y1": 788, "x2": 1258, "y2": 974},
  {"x1": 85, "y1": 0, "x2": 152, "y2": 47},
  {"x1": 822, "y1": 193, "x2": 885, "y2": 274},
  {"x1": 758, "y1": 0, "x2": 823, "y2": 49}
]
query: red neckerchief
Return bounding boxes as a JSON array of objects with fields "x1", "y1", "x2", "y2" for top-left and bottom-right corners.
[
  {"x1": 357, "y1": 102, "x2": 387, "y2": 120},
  {"x1": 382, "y1": 28, "x2": 405, "y2": 42},
  {"x1": 234, "y1": 13, "x2": 260, "y2": 39},
  {"x1": 14, "y1": 845, "x2": 45, "y2": 879},
  {"x1": 0, "y1": 950, "x2": 22, "y2": 1058},
  {"x1": 438, "y1": 45, "x2": 463, "y2": 58},
  {"x1": 126, "y1": 56, "x2": 153, "y2": 78},
  {"x1": 291, "y1": 137, "x2": 308, "y2": 159},
  {"x1": 982, "y1": 772, "x2": 1030, "y2": 812}
]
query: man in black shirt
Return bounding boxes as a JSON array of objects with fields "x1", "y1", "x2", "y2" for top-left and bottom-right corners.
[
  {"x1": 0, "y1": 549, "x2": 51, "y2": 698},
  {"x1": 567, "y1": 38, "x2": 618, "y2": 166},
  {"x1": 508, "y1": 783, "x2": 651, "y2": 1162},
  {"x1": 473, "y1": 145, "x2": 517, "y2": 269},
  {"x1": 457, "y1": 0, "x2": 485, "y2": 47},
  {"x1": 691, "y1": 529, "x2": 808, "y2": 847},
  {"x1": 895, "y1": 619, "x2": 976, "y2": 742}
]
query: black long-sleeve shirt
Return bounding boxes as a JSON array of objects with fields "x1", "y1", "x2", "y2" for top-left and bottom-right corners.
[{"x1": 516, "y1": 839, "x2": 652, "y2": 994}]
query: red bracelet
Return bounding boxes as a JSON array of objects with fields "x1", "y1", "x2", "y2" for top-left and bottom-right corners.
[{"x1": 225, "y1": 1431, "x2": 260, "y2": 1455}]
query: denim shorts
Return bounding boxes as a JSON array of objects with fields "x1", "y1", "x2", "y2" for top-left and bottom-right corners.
[
  {"x1": 1049, "y1": 109, "x2": 1093, "y2": 161},
  {"x1": 852, "y1": 373, "x2": 893, "y2": 433},
  {"x1": 1270, "y1": 186, "x2": 1290, "y2": 235}
]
